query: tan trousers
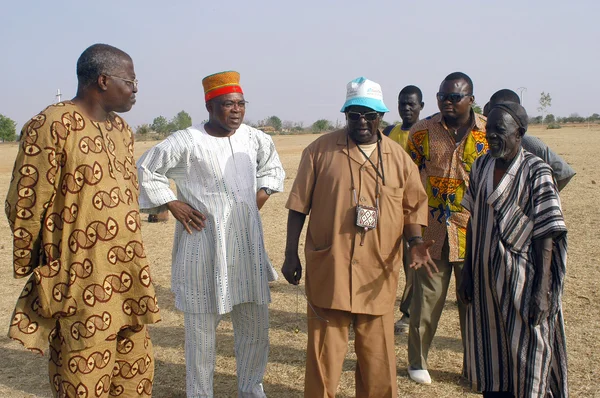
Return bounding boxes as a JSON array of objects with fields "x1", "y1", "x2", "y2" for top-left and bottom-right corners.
[
  {"x1": 408, "y1": 238, "x2": 466, "y2": 370},
  {"x1": 304, "y1": 305, "x2": 397, "y2": 398},
  {"x1": 49, "y1": 325, "x2": 154, "y2": 398}
]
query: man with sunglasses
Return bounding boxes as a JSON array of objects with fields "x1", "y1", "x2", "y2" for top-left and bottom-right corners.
[
  {"x1": 283, "y1": 77, "x2": 435, "y2": 397},
  {"x1": 137, "y1": 71, "x2": 284, "y2": 398},
  {"x1": 405, "y1": 72, "x2": 488, "y2": 385},
  {"x1": 5, "y1": 44, "x2": 160, "y2": 397}
]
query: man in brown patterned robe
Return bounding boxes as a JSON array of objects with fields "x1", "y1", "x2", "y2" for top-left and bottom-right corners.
[{"x1": 5, "y1": 43, "x2": 160, "y2": 397}]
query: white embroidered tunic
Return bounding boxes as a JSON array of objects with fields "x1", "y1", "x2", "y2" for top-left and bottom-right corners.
[{"x1": 136, "y1": 124, "x2": 285, "y2": 314}]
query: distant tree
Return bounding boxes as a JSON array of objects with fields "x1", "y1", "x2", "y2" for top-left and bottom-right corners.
[
  {"x1": 136, "y1": 124, "x2": 151, "y2": 135},
  {"x1": 565, "y1": 113, "x2": 585, "y2": 123},
  {"x1": 529, "y1": 116, "x2": 543, "y2": 124},
  {"x1": 282, "y1": 120, "x2": 294, "y2": 131},
  {"x1": 151, "y1": 116, "x2": 169, "y2": 134},
  {"x1": 380, "y1": 120, "x2": 390, "y2": 129},
  {"x1": 166, "y1": 121, "x2": 178, "y2": 134},
  {"x1": 265, "y1": 116, "x2": 282, "y2": 131},
  {"x1": 538, "y1": 92, "x2": 552, "y2": 124},
  {"x1": 0, "y1": 114, "x2": 17, "y2": 142},
  {"x1": 472, "y1": 101, "x2": 483, "y2": 114},
  {"x1": 312, "y1": 119, "x2": 333, "y2": 133},
  {"x1": 587, "y1": 113, "x2": 600, "y2": 122},
  {"x1": 544, "y1": 114, "x2": 555, "y2": 124},
  {"x1": 171, "y1": 110, "x2": 192, "y2": 131}
]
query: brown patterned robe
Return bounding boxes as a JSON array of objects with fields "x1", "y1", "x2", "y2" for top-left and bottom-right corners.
[{"x1": 5, "y1": 101, "x2": 160, "y2": 354}]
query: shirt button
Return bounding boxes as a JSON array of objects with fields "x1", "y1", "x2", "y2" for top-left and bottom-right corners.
[
  {"x1": 360, "y1": 197, "x2": 366, "y2": 203},
  {"x1": 351, "y1": 259, "x2": 358, "y2": 265},
  {"x1": 360, "y1": 167, "x2": 366, "y2": 171}
]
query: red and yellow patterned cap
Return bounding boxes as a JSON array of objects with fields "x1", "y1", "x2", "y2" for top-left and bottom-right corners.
[{"x1": 202, "y1": 71, "x2": 244, "y2": 102}]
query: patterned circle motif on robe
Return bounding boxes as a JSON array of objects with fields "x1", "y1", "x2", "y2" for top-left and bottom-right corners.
[
  {"x1": 68, "y1": 349, "x2": 112, "y2": 374},
  {"x1": 79, "y1": 135, "x2": 104, "y2": 154},
  {"x1": 70, "y1": 312, "x2": 111, "y2": 340},
  {"x1": 93, "y1": 187, "x2": 128, "y2": 210},
  {"x1": 122, "y1": 296, "x2": 159, "y2": 316},
  {"x1": 82, "y1": 272, "x2": 133, "y2": 306},
  {"x1": 107, "y1": 241, "x2": 145, "y2": 264},
  {"x1": 61, "y1": 162, "x2": 104, "y2": 195},
  {"x1": 46, "y1": 204, "x2": 79, "y2": 232},
  {"x1": 68, "y1": 218, "x2": 119, "y2": 253}
]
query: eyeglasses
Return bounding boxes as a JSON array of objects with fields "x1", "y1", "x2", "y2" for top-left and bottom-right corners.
[
  {"x1": 346, "y1": 111, "x2": 380, "y2": 121},
  {"x1": 436, "y1": 92, "x2": 470, "y2": 103},
  {"x1": 220, "y1": 100, "x2": 248, "y2": 110},
  {"x1": 107, "y1": 75, "x2": 138, "y2": 90}
]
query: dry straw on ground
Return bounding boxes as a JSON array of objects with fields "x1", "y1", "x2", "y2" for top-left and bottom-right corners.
[{"x1": 0, "y1": 126, "x2": 597, "y2": 397}]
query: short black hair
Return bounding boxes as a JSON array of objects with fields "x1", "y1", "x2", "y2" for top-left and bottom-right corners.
[
  {"x1": 76, "y1": 43, "x2": 131, "y2": 88},
  {"x1": 490, "y1": 89, "x2": 520, "y2": 106},
  {"x1": 443, "y1": 72, "x2": 473, "y2": 95},
  {"x1": 398, "y1": 85, "x2": 423, "y2": 103}
]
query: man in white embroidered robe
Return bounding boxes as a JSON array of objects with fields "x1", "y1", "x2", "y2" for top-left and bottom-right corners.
[{"x1": 137, "y1": 71, "x2": 285, "y2": 398}]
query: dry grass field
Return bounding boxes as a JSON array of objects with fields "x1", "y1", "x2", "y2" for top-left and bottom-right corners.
[{"x1": 0, "y1": 125, "x2": 598, "y2": 397}]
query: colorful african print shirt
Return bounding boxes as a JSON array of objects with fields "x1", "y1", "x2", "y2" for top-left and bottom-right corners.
[
  {"x1": 136, "y1": 124, "x2": 285, "y2": 315},
  {"x1": 5, "y1": 102, "x2": 160, "y2": 354},
  {"x1": 407, "y1": 112, "x2": 488, "y2": 261}
]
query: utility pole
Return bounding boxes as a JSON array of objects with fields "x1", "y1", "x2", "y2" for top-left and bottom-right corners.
[{"x1": 517, "y1": 87, "x2": 527, "y2": 106}]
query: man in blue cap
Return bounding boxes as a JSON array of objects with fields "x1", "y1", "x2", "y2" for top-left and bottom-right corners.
[{"x1": 282, "y1": 77, "x2": 435, "y2": 397}]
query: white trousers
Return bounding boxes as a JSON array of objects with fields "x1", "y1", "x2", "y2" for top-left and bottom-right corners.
[{"x1": 184, "y1": 302, "x2": 269, "y2": 398}]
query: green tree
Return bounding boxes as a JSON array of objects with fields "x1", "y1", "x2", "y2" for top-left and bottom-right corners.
[
  {"x1": 151, "y1": 116, "x2": 169, "y2": 134},
  {"x1": 136, "y1": 124, "x2": 151, "y2": 135},
  {"x1": 266, "y1": 116, "x2": 282, "y2": 131},
  {"x1": 587, "y1": 113, "x2": 600, "y2": 122},
  {"x1": 171, "y1": 110, "x2": 192, "y2": 130},
  {"x1": 0, "y1": 114, "x2": 17, "y2": 142},
  {"x1": 472, "y1": 101, "x2": 483, "y2": 114},
  {"x1": 544, "y1": 114, "x2": 555, "y2": 124},
  {"x1": 312, "y1": 119, "x2": 333, "y2": 133},
  {"x1": 538, "y1": 92, "x2": 552, "y2": 124}
]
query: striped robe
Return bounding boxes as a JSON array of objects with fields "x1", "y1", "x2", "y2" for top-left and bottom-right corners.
[
  {"x1": 461, "y1": 148, "x2": 568, "y2": 397},
  {"x1": 136, "y1": 124, "x2": 284, "y2": 314}
]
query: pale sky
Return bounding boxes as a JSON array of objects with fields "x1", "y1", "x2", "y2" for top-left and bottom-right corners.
[{"x1": 1, "y1": 0, "x2": 598, "y2": 131}]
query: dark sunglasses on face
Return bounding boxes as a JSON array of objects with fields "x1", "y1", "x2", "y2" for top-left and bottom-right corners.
[
  {"x1": 436, "y1": 92, "x2": 470, "y2": 103},
  {"x1": 346, "y1": 111, "x2": 380, "y2": 121}
]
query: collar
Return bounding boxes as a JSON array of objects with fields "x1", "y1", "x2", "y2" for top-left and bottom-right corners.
[
  {"x1": 336, "y1": 129, "x2": 392, "y2": 154},
  {"x1": 336, "y1": 129, "x2": 391, "y2": 167},
  {"x1": 438, "y1": 110, "x2": 486, "y2": 133}
]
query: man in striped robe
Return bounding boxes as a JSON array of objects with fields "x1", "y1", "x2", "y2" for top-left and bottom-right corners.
[
  {"x1": 459, "y1": 102, "x2": 568, "y2": 397},
  {"x1": 137, "y1": 71, "x2": 285, "y2": 398}
]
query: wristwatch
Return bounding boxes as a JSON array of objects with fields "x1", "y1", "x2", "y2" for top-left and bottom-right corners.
[{"x1": 261, "y1": 187, "x2": 274, "y2": 196}]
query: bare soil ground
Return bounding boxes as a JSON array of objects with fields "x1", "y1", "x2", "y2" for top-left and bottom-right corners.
[{"x1": 0, "y1": 125, "x2": 597, "y2": 397}]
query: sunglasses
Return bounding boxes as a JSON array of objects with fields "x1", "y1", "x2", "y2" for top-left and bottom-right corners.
[
  {"x1": 346, "y1": 111, "x2": 380, "y2": 121},
  {"x1": 436, "y1": 92, "x2": 470, "y2": 103}
]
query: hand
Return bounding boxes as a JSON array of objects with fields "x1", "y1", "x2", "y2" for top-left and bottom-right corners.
[
  {"x1": 282, "y1": 252, "x2": 303, "y2": 285},
  {"x1": 458, "y1": 270, "x2": 473, "y2": 305},
  {"x1": 166, "y1": 200, "x2": 206, "y2": 234},
  {"x1": 409, "y1": 240, "x2": 439, "y2": 278},
  {"x1": 530, "y1": 290, "x2": 550, "y2": 326},
  {"x1": 256, "y1": 189, "x2": 269, "y2": 210}
]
